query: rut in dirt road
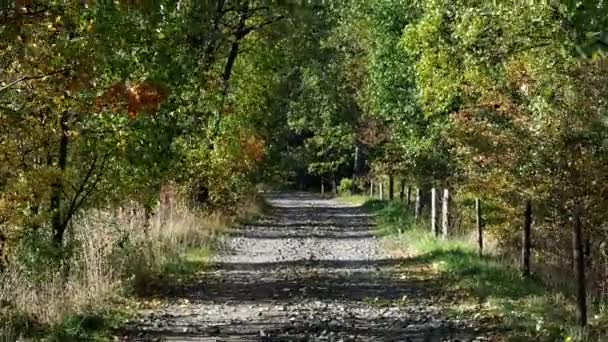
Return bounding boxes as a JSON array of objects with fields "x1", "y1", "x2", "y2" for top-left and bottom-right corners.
[{"x1": 123, "y1": 193, "x2": 498, "y2": 341}]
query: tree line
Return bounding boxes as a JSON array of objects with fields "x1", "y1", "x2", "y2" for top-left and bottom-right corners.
[{"x1": 307, "y1": 0, "x2": 608, "y2": 327}]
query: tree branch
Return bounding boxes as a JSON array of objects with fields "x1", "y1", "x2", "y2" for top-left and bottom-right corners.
[
  {"x1": 0, "y1": 68, "x2": 68, "y2": 93},
  {"x1": 61, "y1": 152, "x2": 107, "y2": 227},
  {"x1": 238, "y1": 15, "x2": 285, "y2": 38},
  {"x1": 73, "y1": 153, "x2": 108, "y2": 213}
]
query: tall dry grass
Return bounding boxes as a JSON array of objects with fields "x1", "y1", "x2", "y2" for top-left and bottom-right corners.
[{"x1": 0, "y1": 197, "x2": 262, "y2": 340}]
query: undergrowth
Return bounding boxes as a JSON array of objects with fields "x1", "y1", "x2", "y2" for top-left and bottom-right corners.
[
  {"x1": 0, "y1": 196, "x2": 264, "y2": 341},
  {"x1": 361, "y1": 198, "x2": 608, "y2": 342}
]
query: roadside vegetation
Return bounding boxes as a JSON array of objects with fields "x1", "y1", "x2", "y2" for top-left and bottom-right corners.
[
  {"x1": 0, "y1": 197, "x2": 263, "y2": 341},
  {"x1": 358, "y1": 198, "x2": 608, "y2": 341}
]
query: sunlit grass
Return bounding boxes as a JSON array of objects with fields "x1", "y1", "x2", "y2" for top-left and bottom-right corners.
[
  {"x1": 365, "y1": 199, "x2": 607, "y2": 342},
  {"x1": 336, "y1": 194, "x2": 371, "y2": 206},
  {"x1": 155, "y1": 247, "x2": 214, "y2": 283}
]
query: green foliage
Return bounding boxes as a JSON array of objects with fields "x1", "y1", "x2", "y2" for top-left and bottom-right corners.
[
  {"x1": 363, "y1": 199, "x2": 414, "y2": 235},
  {"x1": 400, "y1": 2, "x2": 608, "y2": 282},
  {"x1": 51, "y1": 312, "x2": 110, "y2": 342},
  {"x1": 337, "y1": 178, "x2": 353, "y2": 194},
  {"x1": 0, "y1": 0, "x2": 302, "y2": 253}
]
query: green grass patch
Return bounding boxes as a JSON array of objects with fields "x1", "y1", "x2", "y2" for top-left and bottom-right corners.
[
  {"x1": 49, "y1": 306, "x2": 133, "y2": 342},
  {"x1": 161, "y1": 247, "x2": 213, "y2": 279},
  {"x1": 336, "y1": 194, "x2": 371, "y2": 206},
  {"x1": 364, "y1": 199, "x2": 606, "y2": 342},
  {"x1": 362, "y1": 199, "x2": 414, "y2": 235},
  {"x1": 133, "y1": 245, "x2": 215, "y2": 297}
]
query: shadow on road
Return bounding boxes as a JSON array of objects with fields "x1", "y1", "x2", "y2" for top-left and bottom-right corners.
[{"x1": 120, "y1": 193, "x2": 500, "y2": 341}]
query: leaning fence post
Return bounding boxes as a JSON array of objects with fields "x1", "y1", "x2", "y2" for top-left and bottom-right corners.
[
  {"x1": 476, "y1": 198, "x2": 483, "y2": 257},
  {"x1": 521, "y1": 199, "x2": 532, "y2": 277},
  {"x1": 431, "y1": 188, "x2": 438, "y2": 236},
  {"x1": 573, "y1": 204, "x2": 587, "y2": 326},
  {"x1": 442, "y1": 189, "x2": 450, "y2": 239}
]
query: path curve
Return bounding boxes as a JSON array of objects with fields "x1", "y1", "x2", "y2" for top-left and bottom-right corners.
[{"x1": 122, "y1": 192, "x2": 496, "y2": 341}]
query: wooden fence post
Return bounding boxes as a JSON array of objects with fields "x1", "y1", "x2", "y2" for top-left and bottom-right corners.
[
  {"x1": 521, "y1": 199, "x2": 532, "y2": 277},
  {"x1": 431, "y1": 188, "x2": 438, "y2": 236},
  {"x1": 441, "y1": 189, "x2": 450, "y2": 238},
  {"x1": 414, "y1": 188, "x2": 422, "y2": 220},
  {"x1": 476, "y1": 198, "x2": 483, "y2": 257},
  {"x1": 573, "y1": 204, "x2": 587, "y2": 326},
  {"x1": 321, "y1": 177, "x2": 325, "y2": 195},
  {"x1": 389, "y1": 174, "x2": 394, "y2": 200}
]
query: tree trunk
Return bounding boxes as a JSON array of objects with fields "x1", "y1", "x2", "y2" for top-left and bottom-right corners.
[
  {"x1": 441, "y1": 188, "x2": 450, "y2": 239},
  {"x1": 379, "y1": 181, "x2": 384, "y2": 200},
  {"x1": 199, "y1": 0, "x2": 227, "y2": 71},
  {"x1": 332, "y1": 172, "x2": 337, "y2": 195},
  {"x1": 388, "y1": 174, "x2": 394, "y2": 200},
  {"x1": 414, "y1": 188, "x2": 422, "y2": 220},
  {"x1": 211, "y1": 8, "x2": 246, "y2": 141},
  {"x1": 222, "y1": 41, "x2": 240, "y2": 87},
  {"x1": 143, "y1": 202, "x2": 153, "y2": 237},
  {"x1": 584, "y1": 237, "x2": 592, "y2": 272},
  {"x1": 431, "y1": 188, "x2": 438, "y2": 236},
  {"x1": 51, "y1": 112, "x2": 70, "y2": 248},
  {"x1": 406, "y1": 187, "x2": 411, "y2": 208},
  {"x1": 399, "y1": 180, "x2": 405, "y2": 201},
  {"x1": 573, "y1": 204, "x2": 587, "y2": 326},
  {"x1": 476, "y1": 198, "x2": 483, "y2": 257},
  {"x1": 369, "y1": 179, "x2": 374, "y2": 197},
  {"x1": 521, "y1": 199, "x2": 532, "y2": 277},
  {"x1": 0, "y1": 232, "x2": 8, "y2": 270}
]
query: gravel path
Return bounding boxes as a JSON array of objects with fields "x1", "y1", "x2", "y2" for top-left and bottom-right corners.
[{"x1": 121, "y1": 192, "x2": 498, "y2": 341}]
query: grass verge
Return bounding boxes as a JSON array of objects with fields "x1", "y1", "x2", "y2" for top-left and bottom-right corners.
[
  {"x1": 363, "y1": 199, "x2": 607, "y2": 342},
  {"x1": 335, "y1": 194, "x2": 372, "y2": 206}
]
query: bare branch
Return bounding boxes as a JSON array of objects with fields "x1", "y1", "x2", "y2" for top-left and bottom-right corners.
[
  {"x1": 61, "y1": 152, "x2": 103, "y2": 227},
  {"x1": 238, "y1": 15, "x2": 285, "y2": 38},
  {"x1": 73, "y1": 153, "x2": 109, "y2": 213},
  {"x1": 0, "y1": 68, "x2": 68, "y2": 93}
]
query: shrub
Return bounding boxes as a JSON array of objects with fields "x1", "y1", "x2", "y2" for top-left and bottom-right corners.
[{"x1": 338, "y1": 178, "x2": 354, "y2": 194}]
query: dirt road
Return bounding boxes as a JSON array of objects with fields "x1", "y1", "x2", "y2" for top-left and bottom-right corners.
[{"x1": 122, "y1": 193, "x2": 496, "y2": 341}]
